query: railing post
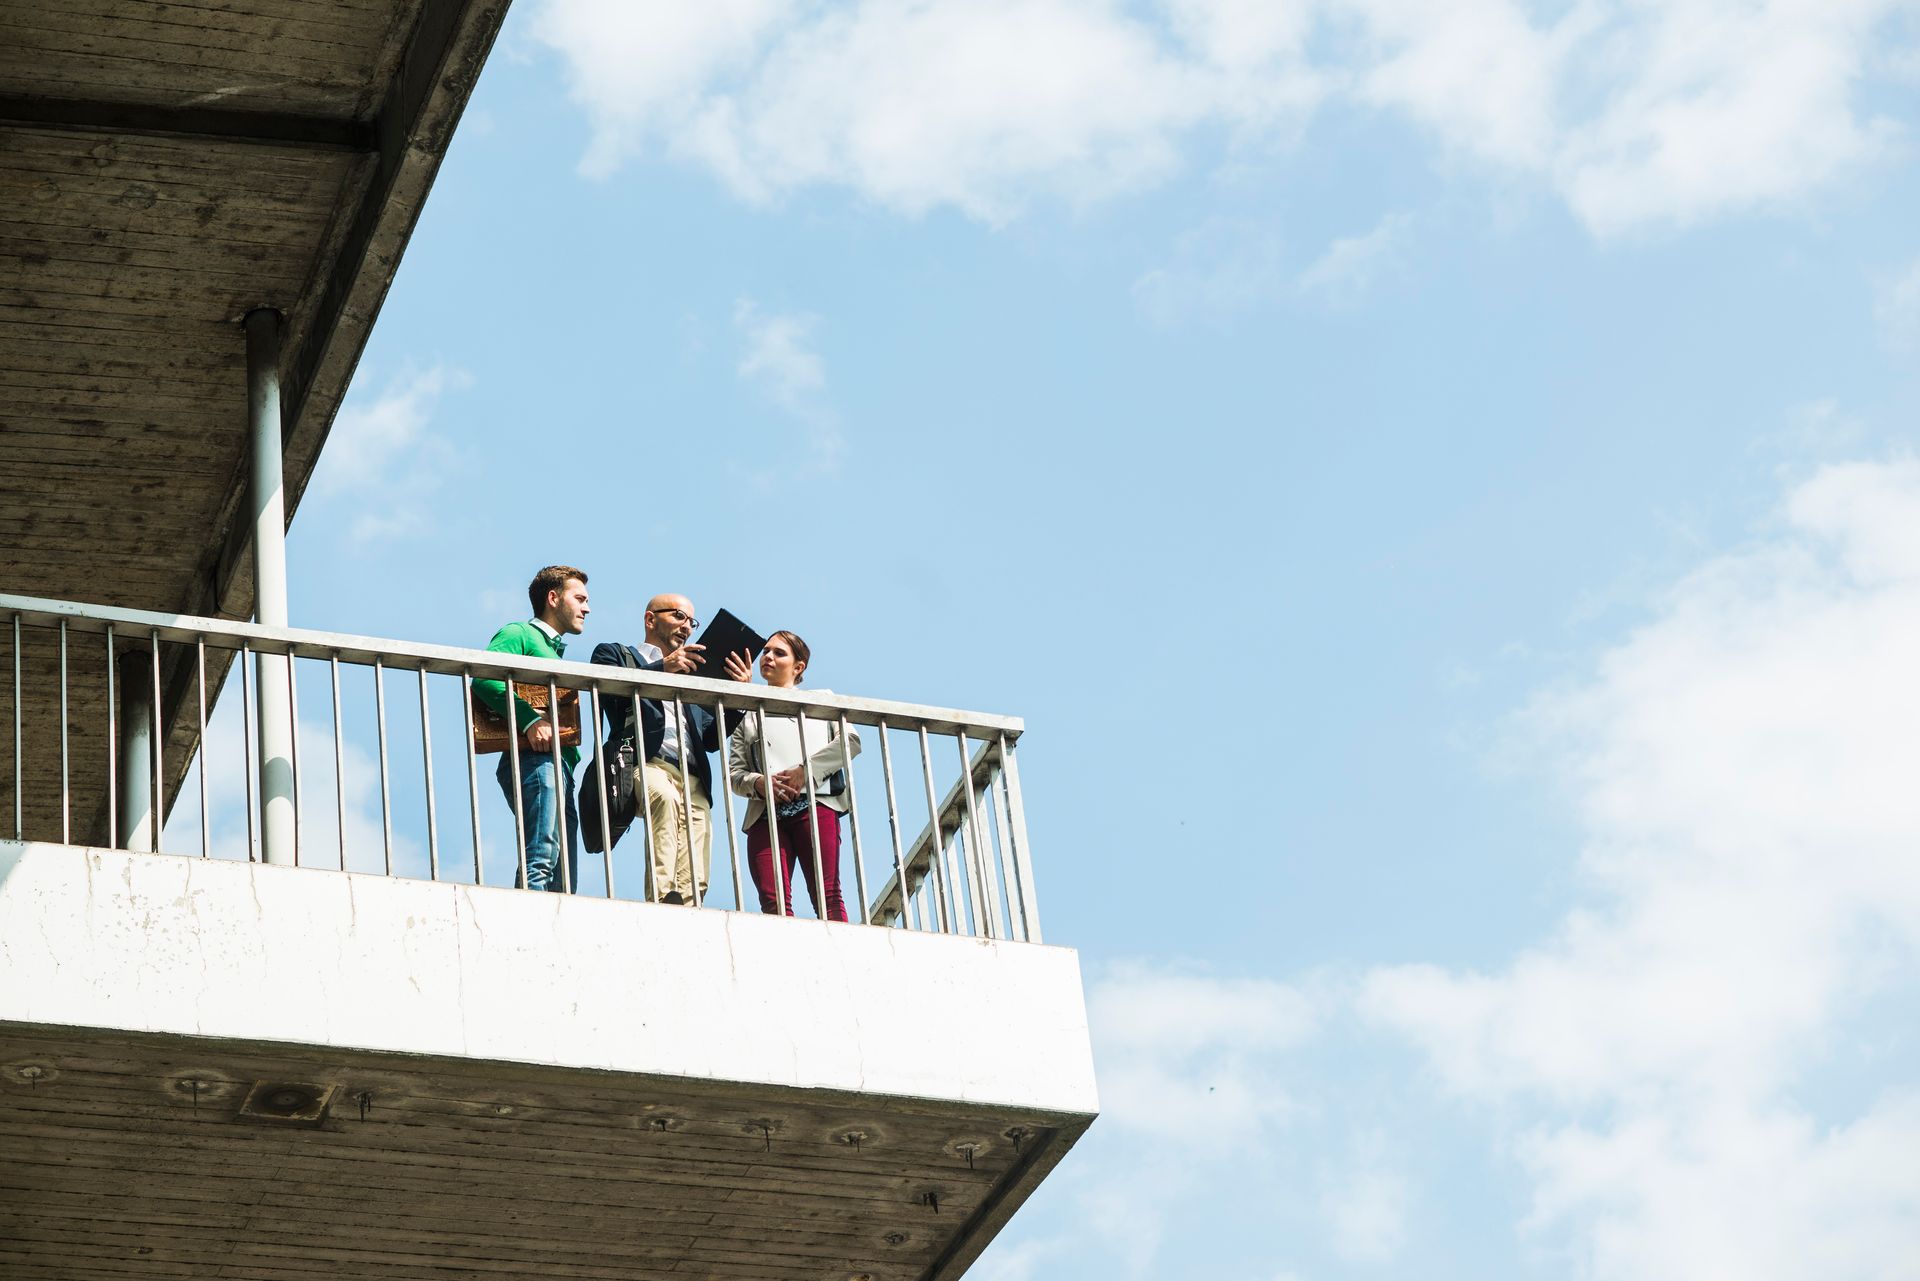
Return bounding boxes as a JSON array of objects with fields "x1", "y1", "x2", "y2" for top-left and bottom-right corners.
[
  {"x1": 999, "y1": 733, "x2": 1041, "y2": 944},
  {"x1": 246, "y1": 307, "x2": 296, "y2": 866},
  {"x1": 116, "y1": 658, "x2": 155, "y2": 852}
]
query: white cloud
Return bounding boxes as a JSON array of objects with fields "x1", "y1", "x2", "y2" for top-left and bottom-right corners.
[
  {"x1": 1132, "y1": 217, "x2": 1289, "y2": 327},
  {"x1": 532, "y1": 0, "x2": 1323, "y2": 223},
  {"x1": 1768, "y1": 398, "x2": 1868, "y2": 457},
  {"x1": 976, "y1": 961, "x2": 1320, "y2": 1278},
  {"x1": 312, "y1": 365, "x2": 469, "y2": 543},
  {"x1": 532, "y1": 0, "x2": 1918, "y2": 236},
  {"x1": 1345, "y1": 0, "x2": 1566, "y2": 170},
  {"x1": 1555, "y1": 2, "x2": 1906, "y2": 235},
  {"x1": 735, "y1": 299, "x2": 827, "y2": 414},
  {"x1": 1319, "y1": 1146, "x2": 1408, "y2": 1264},
  {"x1": 1875, "y1": 255, "x2": 1920, "y2": 350},
  {"x1": 1296, "y1": 211, "x2": 1411, "y2": 303},
  {"x1": 1089, "y1": 960, "x2": 1318, "y2": 1151},
  {"x1": 1363, "y1": 456, "x2": 1920, "y2": 1279},
  {"x1": 733, "y1": 299, "x2": 845, "y2": 479},
  {"x1": 1516, "y1": 1097, "x2": 1920, "y2": 1281},
  {"x1": 528, "y1": 0, "x2": 798, "y2": 180}
]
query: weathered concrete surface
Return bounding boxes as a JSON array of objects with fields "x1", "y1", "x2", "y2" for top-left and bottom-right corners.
[{"x1": 0, "y1": 841, "x2": 1098, "y2": 1117}]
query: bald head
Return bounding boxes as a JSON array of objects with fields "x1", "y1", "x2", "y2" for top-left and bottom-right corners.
[{"x1": 644, "y1": 594, "x2": 696, "y2": 653}]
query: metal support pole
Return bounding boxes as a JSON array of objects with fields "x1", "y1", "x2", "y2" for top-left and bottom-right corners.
[
  {"x1": 954, "y1": 733, "x2": 999, "y2": 940},
  {"x1": 988, "y1": 751, "x2": 1024, "y2": 941},
  {"x1": 876, "y1": 722, "x2": 917, "y2": 930},
  {"x1": 462, "y1": 667, "x2": 485, "y2": 885},
  {"x1": 246, "y1": 307, "x2": 296, "y2": 866},
  {"x1": 105, "y1": 627, "x2": 117, "y2": 851},
  {"x1": 547, "y1": 679, "x2": 569, "y2": 893},
  {"x1": 797, "y1": 712, "x2": 827, "y2": 919},
  {"x1": 916, "y1": 726, "x2": 954, "y2": 933},
  {"x1": 630, "y1": 692, "x2": 653, "y2": 901},
  {"x1": 714, "y1": 697, "x2": 743, "y2": 910},
  {"x1": 149, "y1": 630, "x2": 164, "y2": 852},
  {"x1": 239, "y1": 644, "x2": 254, "y2": 860},
  {"x1": 331, "y1": 656, "x2": 347, "y2": 870},
  {"x1": 10, "y1": 614, "x2": 19, "y2": 841},
  {"x1": 59, "y1": 620, "x2": 71, "y2": 845},
  {"x1": 761, "y1": 703, "x2": 787, "y2": 915},
  {"x1": 999, "y1": 734, "x2": 1041, "y2": 943},
  {"x1": 374, "y1": 659, "x2": 394, "y2": 877},
  {"x1": 838, "y1": 714, "x2": 870, "y2": 925},
  {"x1": 672, "y1": 696, "x2": 697, "y2": 907},
  {"x1": 194, "y1": 641, "x2": 209, "y2": 858},
  {"x1": 507, "y1": 680, "x2": 529, "y2": 889},
  {"x1": 419, "y1": 667, "x2": 440, "y2": 881},
  {"x1": 117, "y1": 659, "x2": 155, "y2": 852},
  {"x1": 286, "y1": 652, "x2": 301, "y2": 865},
  {"x1": 589, "y1": 687, "x2": 616, "y2": 898}
]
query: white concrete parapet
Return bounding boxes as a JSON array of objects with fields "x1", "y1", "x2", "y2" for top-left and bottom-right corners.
[{"x1": 0, "y1": 840, "x2": 1098, "y2": 1117}]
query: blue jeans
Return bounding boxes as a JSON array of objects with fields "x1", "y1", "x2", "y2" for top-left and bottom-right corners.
[{"x1": 496, "y1": 751, "x2": 579, "y2": 892}]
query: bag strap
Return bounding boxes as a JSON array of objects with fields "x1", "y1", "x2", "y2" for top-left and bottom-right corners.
[{"x1": 602, "y1": 645, "x2": 643, "y2": 747}]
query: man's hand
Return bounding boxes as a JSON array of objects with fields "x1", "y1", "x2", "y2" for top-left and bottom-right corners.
[
  {"x1": 525, "y1": 721, "x2": 556, "y2": 752},
  {"x1": 721, "y1": 649, "x2": 753, "y2": 682},
  {"x1": 660, "y1": 644, "x2": 707, "y2": 675}
]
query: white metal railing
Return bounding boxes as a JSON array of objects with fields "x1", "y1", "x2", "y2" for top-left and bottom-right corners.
[{"x1": 0, "y1": 593, "x2": 1041, "y2": 943}]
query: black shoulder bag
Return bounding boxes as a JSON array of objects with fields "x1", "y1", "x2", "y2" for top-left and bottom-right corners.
[{"x1": 581, "y1": 646, "x2": 643, "y2": 854}]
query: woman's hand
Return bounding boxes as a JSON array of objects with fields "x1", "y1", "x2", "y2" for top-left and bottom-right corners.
[
  {"x1": 772, "y1": 765, "x2": 807, "y2": 802},
  {"x1": 721, "y1": 649, "x2": 754, "y2": 682}
]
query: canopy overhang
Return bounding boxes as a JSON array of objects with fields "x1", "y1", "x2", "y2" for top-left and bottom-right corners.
[{"x1": 0, "y1": 0, "x2": 512, "y2": 843}]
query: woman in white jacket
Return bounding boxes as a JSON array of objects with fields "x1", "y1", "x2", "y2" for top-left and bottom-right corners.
[{"x1": 727, "y1": 631, "x2": 861, "y2": 920}]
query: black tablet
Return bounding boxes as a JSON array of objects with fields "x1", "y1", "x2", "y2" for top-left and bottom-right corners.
[{"x1": 691, "y1": 608, "x2": 766, "y2": 673}]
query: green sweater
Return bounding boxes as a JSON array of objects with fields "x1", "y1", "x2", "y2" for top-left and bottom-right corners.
[{"x1": 473, "y1": 620, "x2": 580, "y2": 768}]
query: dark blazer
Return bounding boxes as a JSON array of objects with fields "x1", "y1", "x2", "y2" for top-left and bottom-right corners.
[{"x1": 589, "y1": 642, "x2": 743, "y2": 800}]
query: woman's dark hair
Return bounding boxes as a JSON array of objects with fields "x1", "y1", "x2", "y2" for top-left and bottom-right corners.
[{"x1": 768, "y1": 629, "x2": 809, "y2": 684}]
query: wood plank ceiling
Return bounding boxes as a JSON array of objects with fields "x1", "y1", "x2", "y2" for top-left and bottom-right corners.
[
  {"x1": 0, "y1": 1024, "x2": 1089, "y2": 1281},
  {"x1": 0, "y1": 0, "x2": 510, "y2": 845}
]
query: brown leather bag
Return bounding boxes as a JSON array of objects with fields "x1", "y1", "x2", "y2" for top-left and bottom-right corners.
[{"x1": 471, "y1": 682, "x2": 582, "y2": 755}]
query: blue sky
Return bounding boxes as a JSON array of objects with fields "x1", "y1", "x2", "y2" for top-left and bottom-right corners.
[{"x1": 264, "y1": 3, "x2": 1920, "y2": 1277}]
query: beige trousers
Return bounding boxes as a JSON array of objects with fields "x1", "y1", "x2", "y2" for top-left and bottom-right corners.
[{"x1": 637, "y1": 759, "x2": 711, "y2": 903}]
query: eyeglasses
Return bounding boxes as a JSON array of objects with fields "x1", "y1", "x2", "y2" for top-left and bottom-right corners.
[{"x1": 648, "y1": 606, "x2": 698, "y2": 629}]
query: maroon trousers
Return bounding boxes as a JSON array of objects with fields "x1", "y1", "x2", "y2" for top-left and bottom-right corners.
[{"x1": 747, "y1": 804, "x2": 847, "y2": 921}]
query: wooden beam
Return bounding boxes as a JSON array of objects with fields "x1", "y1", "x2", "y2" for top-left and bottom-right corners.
[{"x1": 0, "y1": 93, "x2": 375, "y2": 152}]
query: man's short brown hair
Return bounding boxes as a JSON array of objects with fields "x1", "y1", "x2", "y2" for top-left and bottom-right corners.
[{"x1": 528, "y1": 565, "x2": 587, "y2": 616}]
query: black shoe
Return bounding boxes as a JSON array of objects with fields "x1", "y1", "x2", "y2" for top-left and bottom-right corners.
[{"x1": 662, "y1": 891, "x2": 685, "y2": 905}]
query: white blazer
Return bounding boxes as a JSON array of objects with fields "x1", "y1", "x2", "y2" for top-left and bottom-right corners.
[{"x1": 726, "y1": 692, "x2": 863, "y2": 830}]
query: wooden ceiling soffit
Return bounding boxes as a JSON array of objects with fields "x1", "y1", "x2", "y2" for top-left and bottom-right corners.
[
  {"x1": 207, "y1": 0, "x2": 509, "y2": 628},
  {"x1": 0, "y1": 0, "x2": 509, "y2": 843}
]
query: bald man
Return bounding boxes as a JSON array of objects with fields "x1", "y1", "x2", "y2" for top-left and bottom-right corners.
[{"x1": 590, "y1": 595, "x2": 750, "y2": 905}]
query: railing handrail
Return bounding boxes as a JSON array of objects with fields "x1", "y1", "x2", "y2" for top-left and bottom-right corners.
[
  {"x1": 0, "y1": 592, "x2": 1022, "y2": 739},
  {"x1": 4, "y1": 590, "x2": 1043, "y2": 942}
]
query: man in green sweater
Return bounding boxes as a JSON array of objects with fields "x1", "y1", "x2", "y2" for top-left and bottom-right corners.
[{"x1": 474, "y1": 564, "x2": 589, "y2": 892}]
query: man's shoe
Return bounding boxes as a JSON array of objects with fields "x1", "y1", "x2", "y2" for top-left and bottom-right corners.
[{"x1": 662, "y1": 890, "x2": 685, "y2": 905}]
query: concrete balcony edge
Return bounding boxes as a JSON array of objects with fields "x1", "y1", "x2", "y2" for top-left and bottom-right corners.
[{"x1": 0, "y1": 840, "x2": 1100, "y2": 1121}]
